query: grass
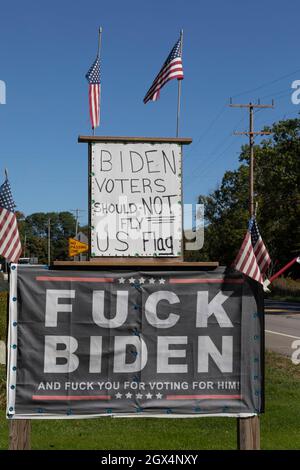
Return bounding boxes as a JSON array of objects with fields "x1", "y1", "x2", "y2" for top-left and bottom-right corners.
[
  {"x1": 0, "y1": 352, "x2": 300, "y2": 449},
  {"x1": 0, "y1": 290, "x2": 300, "y2": 449}
]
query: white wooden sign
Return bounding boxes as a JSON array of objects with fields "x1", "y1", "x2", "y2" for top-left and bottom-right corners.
[{"x1": 90, "y1": 141, "x2": 182, "y2": 257}]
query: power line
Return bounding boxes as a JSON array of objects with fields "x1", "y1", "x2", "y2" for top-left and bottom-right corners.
[
  {"x1": 192, "y1": 103, "x2": 227, "y2": 147},
  {"x1": 188, "y1": 70, "x2": 297, "y2": 168},
  {"x1": 186, "y1": 112, "x2": 247, "y2": 183},
  {"x1": 231, "y1": 67, "x2": 300, "y2": 100},
  {"x1": 188, "y1": 139, "x2": 238, "y2": 185}
]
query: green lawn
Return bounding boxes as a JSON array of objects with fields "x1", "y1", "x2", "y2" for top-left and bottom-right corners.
[
  {"x1": 1, "y1": 353, "x2": 300, "y2": 450},
  {"x1": 0, "y1": 291, "x2": 300, "y2": 449}
]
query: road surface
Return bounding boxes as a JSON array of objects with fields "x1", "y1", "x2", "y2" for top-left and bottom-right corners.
[{"x1": 264, "y1": 299, "x2": 300, "y2": 357}]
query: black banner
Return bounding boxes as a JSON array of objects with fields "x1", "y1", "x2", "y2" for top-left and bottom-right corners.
[{"x1": 7, "y1": 265, "x2": 264, "y2": 418}]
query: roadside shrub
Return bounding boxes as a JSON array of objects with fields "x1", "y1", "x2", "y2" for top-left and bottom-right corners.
[{"x1": 271, "y1": 277, "x2": 300, "y2": 298}]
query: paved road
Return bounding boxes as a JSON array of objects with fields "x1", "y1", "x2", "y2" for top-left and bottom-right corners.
[{"x1": 264, "y1": 299, "x2": 300, "y2": 357}]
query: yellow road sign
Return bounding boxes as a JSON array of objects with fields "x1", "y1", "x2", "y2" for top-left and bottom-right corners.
[{"x1": 69, "y1": 238, "x2": 89, "y2": 257}]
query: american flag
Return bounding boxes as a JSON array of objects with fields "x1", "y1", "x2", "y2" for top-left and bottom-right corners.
[
  {"x1": 143, "y1": 36, "x2": 184, "y2": 104},
  {"x1": 0, "y1": 178, "x2": 22, "y2": 263},
  {"x1": 86, "y1": 56, "x2": 101, "y2": 129},
  {"x1": 232, "y1": 217, "x2": 271, "y2": 284}
]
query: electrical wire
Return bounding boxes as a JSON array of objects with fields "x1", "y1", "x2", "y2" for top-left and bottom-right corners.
[
  {"x1": 230, "y1": 67, "x2": 300, "y2": 100},
  {"x1": 186, "y1": 112, "x2": 247, "y2": 184}
]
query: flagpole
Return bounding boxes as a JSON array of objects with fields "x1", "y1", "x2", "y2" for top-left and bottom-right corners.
[
  {"x1": 176, "y1": 29, "x2": 183, "y2": 137},
  {"x1": 97, "y1": 26, "x2": 103, "y2": 57},
  {"x1": 93, "y1": 27, "x2": 102, "y2": 136}
]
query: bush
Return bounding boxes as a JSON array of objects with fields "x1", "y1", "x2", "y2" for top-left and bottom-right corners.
[{"x1": 270, "y1": 277, "x2": 300, "y2": 299}]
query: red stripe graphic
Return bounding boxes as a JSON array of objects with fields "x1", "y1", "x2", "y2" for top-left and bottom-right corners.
[
  {"x1": 169, "y1": 278, "x2": 244, "y2": 284},
  {"x1": 166, "y1": 394, "x2": 242, "y2": 400},
  {"x1": 36, "y1": 276, "x2": 114, "y2": 282},
  {"x1": 32, "y1": 395, "x2": 111, "y2": 401}
]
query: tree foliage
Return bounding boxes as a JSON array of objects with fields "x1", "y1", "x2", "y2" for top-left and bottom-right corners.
[
  {"x1": 192, "y1": 117, "x2": 300, "y2": 273},
  {"x1": 17, "y1": 211, "x2": 78, "y2": 264}
]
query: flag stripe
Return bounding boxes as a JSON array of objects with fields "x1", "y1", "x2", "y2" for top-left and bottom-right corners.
[
  {"x1": 234, "y1": 234, "x2": 251, "y2": 271},
  {"x1": 0, "y1": 218, "x2": 20, "y2": 261},
  {"x1": 4, "y1": 227, "x2": 20, "y2": 259},
  {"x1": 7, "y1": 238, "x2": 22, "y2": 263},
  {"x1": 144, "y1": 59, "x2": 184, "y2": 101},
  {"x1": 86, "y1": 56, "x2": 100, "y2": 129},
  {"x1": 0, "y1": 179, "x2": 21, "y2": 264},
  {"x1": 144, "y1": 37, "x2": 183, "y2": 103},
  {"x1": 0, "y1": 216, "x2": 17, "y2": 254},
  {"x1": 0, "y1": 211, "x2": 14, "y2": 242},
  {"x1": 146, "y1": 58, "x2": 183, "y2": 91},
  {"x1": 89, "y1": 84, "x2": 100, "y2": 129}
]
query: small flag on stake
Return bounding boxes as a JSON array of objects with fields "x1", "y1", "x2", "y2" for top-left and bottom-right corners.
[
  {"x1": 232, "y1": 216, "x2": 271, "y2": 284},
  {"x1": 143, "y1": 35, "x2": 184, "y2": 104},
  {"x1": 0, "y1": 174, "x2": 22, "y2": 263}
]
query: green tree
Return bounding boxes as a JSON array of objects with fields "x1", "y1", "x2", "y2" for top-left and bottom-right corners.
[
  {"x1": 23, "y1": 211, "x2": 78, "y2": 263},
  {"x1": 195, "y1": 117, "x2": 300, "y2": 271}
]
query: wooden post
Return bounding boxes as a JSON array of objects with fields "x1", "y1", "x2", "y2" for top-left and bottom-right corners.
[
  {"x1": 237, "y1": 416, "x2": 260, "y2": 450},
  {"x1": 9, "y1": 420, "x2": 31, "y2": 450}
]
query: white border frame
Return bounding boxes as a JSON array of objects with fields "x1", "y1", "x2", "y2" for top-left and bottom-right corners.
[{"x1": 6, "y1": 264, "x2": 18, "y2": 418}]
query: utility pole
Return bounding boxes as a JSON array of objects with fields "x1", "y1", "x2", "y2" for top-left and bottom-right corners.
[
  {"x1": 23, "y1": 233, "x2": 27, "y2": 258},
  {"x1": 70, "y1": 209, "x2": 86, "y2": 238},
  {"x1": 229, "y1": 100, "x2": 274, "y2": 217},
  {"x1": 230, "y1": 99, "x2": 274, "y2": 450}
]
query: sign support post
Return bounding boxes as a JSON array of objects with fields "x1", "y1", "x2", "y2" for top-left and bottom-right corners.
[
  {"x1": 9, "y1": 420, "x2": 31, "y2": 450},
  {"x1": 237, "y1": 415, "x2": 260, "y2": 450}
]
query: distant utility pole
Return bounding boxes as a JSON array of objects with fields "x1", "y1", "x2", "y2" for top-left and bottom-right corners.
[
  {"x1": 70, "y1": 209, "x2": 86, "y2": 238},
  {"x1": 23, "y1": 233, "x2": 27, "y2": 258},
  {"x1": 229, "y1": 99, "x2": 274, "y2": 217}
]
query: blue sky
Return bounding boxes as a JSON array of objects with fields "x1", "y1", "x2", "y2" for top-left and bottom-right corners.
[{"x1": 0, "y1": 0, "x2": 299, "y2": 227}]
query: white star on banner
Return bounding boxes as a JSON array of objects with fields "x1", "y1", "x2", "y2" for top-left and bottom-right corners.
[
  {"x1": 149, "y1": 278, "x2": 155, "y2": 284},
  {"x1": 125, "y1": 392, "x2": 133, "y2": 399},
  {"x1": 139, "y1": 277, "x2": 145, "y2": 284},
  {"x1": 159, "y1": 278, "x2": 166, "y2": 284},
  {"x1": 115, "y1": 392, "x2": 122, "y2": 399},
  {"x1": 145, "y1": 393, "x2": 153, "y2": 399},
  {"x1": 156, "y1": 393, "x2": 163, "y2": 399},
  {"x1": 118, "y1": 277, "x2": 126, "y2": 284},
  {"x1": 129, "y1": 277, "x2": 135, "y2": 284},
  {"x1": 136, "y1": 393, "x2": 143, "y2": 399}
]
